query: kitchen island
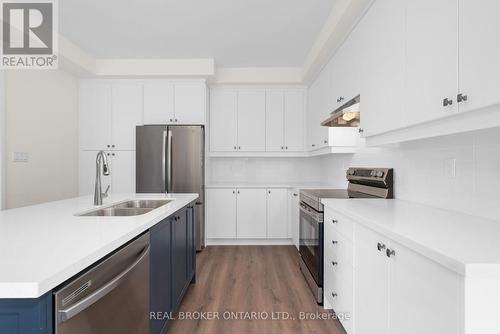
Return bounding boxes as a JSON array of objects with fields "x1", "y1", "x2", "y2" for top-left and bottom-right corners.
[{"x1": 0, "y1": 192, "x2": 198, "y2": 334}]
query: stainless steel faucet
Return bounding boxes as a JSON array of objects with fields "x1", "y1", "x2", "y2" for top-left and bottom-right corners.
[{"x1": 94, "y1": 151, "x2": 110, "y2": 205}]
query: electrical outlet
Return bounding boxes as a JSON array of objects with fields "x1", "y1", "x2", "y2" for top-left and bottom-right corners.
[
  {"x1": 444, "y1": 158, "x2": 456, "y2": 178},
  {"x1": 12, "y1": 152, "x2": 29, "y2": 163}
]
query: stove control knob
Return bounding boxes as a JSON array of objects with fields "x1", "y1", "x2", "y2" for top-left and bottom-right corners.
[
  {"x1": 376, "y1": 171, "x2": 384, "y2": 178},
  {"x1": 370, "y1": 170, "x2": 376, "y2": 177}
]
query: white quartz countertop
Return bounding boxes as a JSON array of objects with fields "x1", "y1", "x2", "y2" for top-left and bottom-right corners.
[
  {"x1": 0, "y1": 193, "x2": 198, "y2": 299},
  {"x1": 321, "y1": 199, "x2": 500, "y2": 278}
]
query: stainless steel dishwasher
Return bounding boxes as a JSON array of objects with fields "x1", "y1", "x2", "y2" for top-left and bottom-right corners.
[{"x1": 54, "y1": 232, "x2": 150, "y2": 334}]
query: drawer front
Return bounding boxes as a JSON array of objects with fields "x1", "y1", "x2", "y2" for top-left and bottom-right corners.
[
  {"x1": 325, "y1": 220, "x2": 354, "y2": 267},
  {"x1": 324, "y1": 210, "x2": 354, "y2": 242},
  {"x1": 325, "y1": 252, "x2": 354, "y2": 334}
]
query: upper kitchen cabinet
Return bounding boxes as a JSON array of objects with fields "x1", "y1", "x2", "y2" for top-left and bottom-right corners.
[
  {"x1": 266, "y1": 90, "x2": 305, "y2": 152},
  {"x1": 307, "y1": 65, "x2": 330, "y2": 151},
  {"x1": 237, "y1": 90, "x2": 266, "y2": 152},
  {"x1": 79, "y1": 81, "x2": 143, "y2": 151},
  {"x1": 143, "y1": 80, "x2": 206, "y2": 125},
  {"x1": 79, "y1": 82, "x2": 112, "y2": 150},
  {"x1": 209, "y1": 89, "x2": 238, "y2": 152},
  {"x1": 404, "y1": 0, "x2": 458, "y2": 125},
  {"x1": 143, "y1": 82, "x2": 175, "y2": 124},
  {"x1": 210, "y1": 86, "x2": 306, "y2": 156},
  {"x1": 111, "y1": 84, "x2": 144, "y2": 150},
  {"x1": 174, "y1": 82, "x2": 207, "y2": 124},
  {"x1": 459, "y1": 0, "x2": 500, "y2": 113},
  {"x1": 358, "y1": 0, "x2": 406, "y2": 137},
  {"x1": 329, "y1": 23, "x2": 361, "y2": 114}
]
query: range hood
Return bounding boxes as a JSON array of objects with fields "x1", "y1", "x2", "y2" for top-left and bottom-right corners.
[{"x1": 321, "y1": 95, "x2": 360, "y2": 127}]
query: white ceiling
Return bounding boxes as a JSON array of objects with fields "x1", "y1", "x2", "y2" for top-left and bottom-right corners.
[{"x1": 59, "y1": 0, "x2": 334, "y2": 67}]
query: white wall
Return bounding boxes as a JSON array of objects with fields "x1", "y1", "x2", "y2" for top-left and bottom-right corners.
[
  {"x1": 5, "y1": 69, "x2": 79, "y2": 209},
  {"x1": 318, "y1": 128, "x2": 500, "y2": 221}
]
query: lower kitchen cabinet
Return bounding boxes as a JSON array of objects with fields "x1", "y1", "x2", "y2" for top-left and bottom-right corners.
[
  {"x1": 206, "y1": 188, "x2": 237, "y2": 239},
  {"x1": 288, "y1": 189, "x2": 300, "y2": 249},
  {"x1": 150, "y1": 205, "x2": 196, "y2": 334},
  {"x1": 206, "y1": 187, "x2": 289, "y2": 242},
  {"x1": 324, "y1": 206, "x2": 462, "y2": 334},
  {"x1": 150, "y1": 216, "x2": 173, "y2": 334},
  {"x1": 237, "y1": 188, "x2": 267, "y2": 239},
  {"x1": 0, "y1": 292, "x2": 53, "y2": 334},
  {"x1": 78, "y1": 150, "x2": 135, "y2": 196}
]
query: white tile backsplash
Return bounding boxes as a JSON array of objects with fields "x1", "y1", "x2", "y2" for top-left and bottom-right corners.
[{"x1": 207, "y1": 127, "x2": 500, "y2": 221}]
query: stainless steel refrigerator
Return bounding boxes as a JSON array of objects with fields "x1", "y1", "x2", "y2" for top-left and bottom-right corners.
[{"x1": 136, "y1": 125, "x2": 205, "y2": 250}]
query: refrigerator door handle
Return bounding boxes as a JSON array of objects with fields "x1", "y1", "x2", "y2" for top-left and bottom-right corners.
[
  {"x1": 162, "y1": 130, "x2": 167, "y2": 193},
  {"x1": 166, "y1": 129, "x2": 173, "y2": 193}
]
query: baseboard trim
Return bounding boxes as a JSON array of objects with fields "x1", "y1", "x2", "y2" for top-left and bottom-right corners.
[{"x1": 207, "y1": 238, "x2": 293, "y2": 246}]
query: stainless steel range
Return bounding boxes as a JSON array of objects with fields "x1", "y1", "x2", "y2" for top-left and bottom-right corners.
[{"x1": 299, "y1": 167, "x2": 394, "y2": 303}]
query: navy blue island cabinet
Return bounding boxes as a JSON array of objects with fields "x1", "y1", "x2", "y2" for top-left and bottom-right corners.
[
  {"x1": 150, "y1": 204, "x2": 197, "y2": 334},
  {"x1": 0, "y1": 293, "x2": 52, "y2": 334},
  {"x1": 0, "y1": 203, "x2": 196, "y2": 334}
]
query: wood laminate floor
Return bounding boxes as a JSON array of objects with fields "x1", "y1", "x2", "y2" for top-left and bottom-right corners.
[{"x1": 167, "y1": 246, "x2": 346, "y2": 334}]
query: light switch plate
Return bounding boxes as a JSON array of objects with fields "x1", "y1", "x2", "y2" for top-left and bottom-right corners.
[
  {"x1": 444, "y1": 158, "x2": 456, "y2": 178},
  {"x1": 13, "y1": 152, "x2": 29, "y2": 163}
]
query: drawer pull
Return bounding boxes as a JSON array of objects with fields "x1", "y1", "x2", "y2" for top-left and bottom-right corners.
[
  {"x1": 332, "y1": 219, "x2": 338, "y2": 224},
  {"x1": 377, "y1": 242, "x2": 386, "y2": 252},
  {"x1": 331, "y1": 261, "x2": 338, "y2": 267},
  {"x1": 331, "y1": 292, "x2": 338, "y2": 298},
  {"x1": 332, "y1": 240, "x2": 338, "y2": 245},
  {"x1": 386, "y1": 249, "x2": 396, "y2": 258}
]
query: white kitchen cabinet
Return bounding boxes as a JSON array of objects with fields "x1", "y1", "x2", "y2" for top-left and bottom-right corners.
[
  {"x1": 206, "y1": 188, "x2": 237, "y2": 239},
  {"x1": 111, "y1": 84, "x2": 143, "y2": 150},
  {"x1": 237, "y1": 90, "x2": 266, "y2": 152},
  {"x1": 354, "y1": 224, "x2": 389, "y2": 334},
  {"x1": 405, "y1": 0, "x2": 458, "y2": 125},
  {"x1": 358, "y1": 0, "x2": 406, "y2": 137},
  {"x1": 79, "y1": 83, "x2": 112, "y2": 150},
  {"x1": 389, "y1": 239, "x2": 460, "y2": 334},
  {"x1": 288, "y1": 190, "x2": 300, "y2": 249},
  {"x1": 143, "y1": 83, "x2": 174, "y2": 124},
  {"x1": 265, "y1": 91, "x2": 285, "y2": 152},
  {"x1": 266, "y1": 90, "x2": 305, "y2": 152},
  {"x1": 307, "y1": 66, "x2": 330, "y2": 150},
  {"x1": 207, "y1": 187, "x2": 290, "y2": 242},
  {"x1": 236, "y1": 188, "x2": 267, "y2": 239},
  {"x1": 283, "y1": 91, "x2": 305, "y2": 152},
  {"x1": 459, "y1": 0, "x2": 500, "y2": 113},
  {"x1": 209, "y1": 89, "x2": 238, "y2": 152},
  {"x1": 353, "y1": 223, "x2": 461, "y2": 334},
  {"x1": 78, "y1": 150, "x2": 134, "y2": 196},
  {"x1": 266, "y1": 188, "x2": 288, "y2": 239},
  {"x1": 174, "y1": 82, "x2": 206, "y2": 124},
  {"x1": 110, "y1": 151, "x2": 136, "y2": 194}
]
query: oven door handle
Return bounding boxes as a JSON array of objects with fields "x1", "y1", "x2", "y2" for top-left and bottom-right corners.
[
  {"x1": 300, "y1": 203, "x2": 320, "y2": 222},
  {"x1": 57, "y1": 245, "x2": 150, "y2": 324}
]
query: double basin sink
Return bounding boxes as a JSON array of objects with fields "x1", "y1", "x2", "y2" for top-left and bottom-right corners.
[{"x1": 77, "y1": 199, "x2": 172, "y2": 217}]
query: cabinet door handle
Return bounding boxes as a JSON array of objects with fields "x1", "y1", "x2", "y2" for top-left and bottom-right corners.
[
  {"x1": 268, "y1": 190, "x2": 271, "y2": 194},
  {"x1": 377, "y1": 242, "x2": 386, "y2": 251},
  {"x1": 238, "y1": 146, "x2": 241, "y2": 150},
  {"x1": 331, "y1": 292, "x2": 338, "y2": 298},
  {"x1": 293, "y1": 193, "x2": 298, "y2": 197},
  {"x1": 332, "y1": 240, "x2": 338, "y2": 245},
  {"x1": 337, "y1": 96, "x2": 344, "y2": 103},
  {"x1": 237, "y1": 190, "x2": 240, "y2": 194},
  {"x1": 170, "y1": 119, "x2": 173, "y2": 122},
  {"x1": 331, "y1": 219, "x2": 338, "y2": 224},
  {"x1": 281, "y1": 146, "x2": 284, "y2": 150},
  {"x1": 311, "y1": 144, "x2": 316, "y2": 147},
  {"x1": 358, "y1": 128, "x2": 364, "y2": 134},
  {"x1": 457, "y1": 93, "x2": 468, "y2": 103},
  {"x1": 443, "y1": 98, "x2": 453, "y2": 107},
  {"x1": 232, "y1": 190, "x2": 235, "y2": 194},
  {"x1": 285, "y1": 146, "x2": 288, "y2": 150},
  {"x1": 386, "y1": 249, "x2": 396, "y2": 258},
  {"x1": 107, "y1": 145, "x2": 110, "y2": 148},
  {"x1": 331, "y1": 261, "x2": 338, "y2": 267}
]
